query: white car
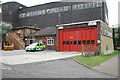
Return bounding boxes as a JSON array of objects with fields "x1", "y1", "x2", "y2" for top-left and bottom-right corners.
[{"x1": 25, "y1": 42, "x2": 45, "y2": 52}]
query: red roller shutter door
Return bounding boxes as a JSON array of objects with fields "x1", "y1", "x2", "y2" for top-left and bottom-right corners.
[
  {"x1": 59, "y1": 30, "x2": 63, "y2": 51},
  {"x1": 78, "y1": 29, "x2": 82, "y2": 52},
  {"x1": 62, "y1": 31, "x2": 69, "y2": 51},
  {"x1": 81, "y1": 28, "x2": 86, "y2": 52},
  {"x1": 69, "y1": 30, "x2": 77, "y2": 51},
  {"x1": 58, "y1": 26, "x2": 98, "y2": 52},
  {"x1": 90, "y1": 27, "x2": 98, "y2": 52},
  {"x1": 85, "y1": 28, "x2": 91, "y2": 52}
]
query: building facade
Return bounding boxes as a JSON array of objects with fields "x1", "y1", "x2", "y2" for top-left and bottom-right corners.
[
  {"x1": 2, "y1": 1, "x2": 114, "y2": 54},
  {"x1": 28, "y1": 27, "x2": 56, "y2": 50},
  {"x1": 57, "y1": 20, "x2": 114, "y2": 54},
  {"x1": 2, "y1": 1, "x2": 108, "y2": 29}
]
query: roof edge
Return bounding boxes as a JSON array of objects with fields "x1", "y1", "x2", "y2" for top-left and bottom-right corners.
[{"x1": 56, "y1": 20, "x2": 104, "y2": 27}]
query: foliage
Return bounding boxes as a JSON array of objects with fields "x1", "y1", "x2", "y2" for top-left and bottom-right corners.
[
  {"x1": 113, "y1": 24, "x2": 120, "y2": 49},
  {"x1": 0, "y1": 22, "x2": 13, "y2": 34}
]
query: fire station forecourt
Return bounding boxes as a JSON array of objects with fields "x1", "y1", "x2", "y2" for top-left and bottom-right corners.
[{"x1": 1, "y1": 50, "x2": 119, "y2": 78}]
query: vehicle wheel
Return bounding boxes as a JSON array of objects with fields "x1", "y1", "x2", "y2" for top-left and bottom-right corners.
[{"x1": 26, "y1": 50, "x2": 29, "y2": 52}]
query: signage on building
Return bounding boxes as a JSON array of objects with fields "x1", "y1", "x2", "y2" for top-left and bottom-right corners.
[
  {"x1": 88, "y1": 21, "x2": 97, "y2": 26},
  {"x1": 58, "y1": 26, "x2": 63, "y2": 29}
]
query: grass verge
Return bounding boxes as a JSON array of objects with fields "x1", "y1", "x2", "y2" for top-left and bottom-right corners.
[{"x1": 74, "y1": 50, "x2": 120, "y2": 67}]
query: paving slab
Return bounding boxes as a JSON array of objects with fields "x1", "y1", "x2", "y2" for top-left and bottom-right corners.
[
  {"x1": 1, "y1": 50, "x2": 81, "y2": 65},
  {"x1": 93, "y1": 54, "x2": 118, "y2": 77}
]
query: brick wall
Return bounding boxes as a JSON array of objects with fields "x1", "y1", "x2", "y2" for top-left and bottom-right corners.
[
  {"x1": 100, "y1": 22, "x2": 114, "y2": 54},
  {"x1": 35, "y1": 35, "x2": 56, "y2": 50}
]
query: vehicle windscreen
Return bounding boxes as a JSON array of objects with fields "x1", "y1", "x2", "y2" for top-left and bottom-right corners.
[{"x1": 29, "y1": 43, "x2": 38, "y2": 47}]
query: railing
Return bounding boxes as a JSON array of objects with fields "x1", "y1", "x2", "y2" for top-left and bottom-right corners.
[
  {"x1": 12, "y1": 33, "x2": 25, "y2": 46},
  {"x1": 7, "y1": 32, "x2": 25, "y2": 49}
]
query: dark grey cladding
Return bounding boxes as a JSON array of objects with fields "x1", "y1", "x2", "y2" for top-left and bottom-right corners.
[
  {"x1": 2, "y1": 1, "x2": 26, "y2": 27},
  {"x1": 2, "y1": 1, "x2": 108, "y2": 29}
]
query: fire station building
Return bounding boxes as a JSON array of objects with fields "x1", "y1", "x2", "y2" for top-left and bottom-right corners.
[
  {"x1": 2, "y1": 1, "x2": 114, "y2": 54},
  {"x1": 2, "y1": 1, "x2": 109, "y2": 28},
  {"x1": 56, "y1": 20, "x2": 114, "y2": 54},
  {"x1": 29, "y1": 20, "x2": 114, "y2": 54}
]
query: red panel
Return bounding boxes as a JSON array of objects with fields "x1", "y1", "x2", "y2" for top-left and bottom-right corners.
[
  {"x1": 85, "y1": 28, "x2": 90, "y2": 52},
  {"x1": 58, "y1": 26, "x2": 98, "y2": 52},
  {"x1": 81, "y1": 28, "x2": 86, "y2": 52},
  {"x1": 84, "y1": 28, "x2": 87, "y2": 52},
  {"x1": 90, "y1": 27, "x2": 97, "y2": 52},
  {"x1": 62, "y1": 31, "x2": 69, "y2": 51},
  {"x1": 59, "y1": 30, "x2": 63, "y2": 51},
  {"x1": 69, "y1": 30, "x2": 77, "y2": 51},
  {"x1": 78, "y1": 29, "x2": 82, "y2": 52}
]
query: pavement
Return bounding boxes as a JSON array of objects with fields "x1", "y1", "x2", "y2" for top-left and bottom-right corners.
[
  {"x1": 2, "y1": 59, "x2": 115, "y2": 78},
  {"x1": 93, "y1": 54, "x2": 119, "y2": 77},
  {"x1": 1, "y1": 50, "x2": 82, "y2": 65},
  {"x1": 1, "y1": 50, "x2": 118, "y2": 78}
]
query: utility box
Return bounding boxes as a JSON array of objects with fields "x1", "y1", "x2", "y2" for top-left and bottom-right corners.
[{"x1": 4, "y1": 44, "x2": 14, "y2": 51}]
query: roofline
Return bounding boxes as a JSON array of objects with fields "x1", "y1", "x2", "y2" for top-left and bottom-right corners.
[
  {"x1": 56, "y1": 20, "x2": 104, "y2": 27},
  {"x1": 28, "y1": 34, "x2": 56, "y2": 37},
  {"x1": 12, "y1": 26, "x2": 41, "y2": 30},
  {"x1": 2, "y1": 1, "x2": 26, "y2": 7},
  {"x1": 16, "y1": 1, "x2": 61, "y2": 10},
  {"x1": 24, "y1": 1, "x2": 61, "y2": 8}
]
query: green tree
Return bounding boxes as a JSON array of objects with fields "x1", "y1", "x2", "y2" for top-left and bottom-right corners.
[
  {"x1": 117, "y1": 25, "x2": 120, "y2": 48},
  {"x1": 0, "y1": 22, "x2": 13, "y2": 34},
  {"x1": 0, "y1": 22, "x2": 13, "y2": 44},
  {"x1": 113, "y1": 24, "x2": 120, "y2": 49}
]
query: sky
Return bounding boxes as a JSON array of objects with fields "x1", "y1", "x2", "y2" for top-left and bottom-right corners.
[{"x1": 1, "y1": 0, "x2": 120, "y2": 27}]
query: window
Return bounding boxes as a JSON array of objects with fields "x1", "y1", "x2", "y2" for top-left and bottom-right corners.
[
  {"x1": 59, "y1": 7, "x2": 63, "y2": 12},
  {"x1": 82, "y1": 40, "x2": 86, "y2": 44},
  {"x1": 63, "y1": 6, "x2": 69, "y2": 12},
  {"x1": 67, "y1": 41, "x2": 69, "y2": 45},
  {"x1": 34, "y1": 11, "x2": 37, "y2": 16},
  {"x1": 29, "y1": 12, "x2": 33, "y2": 16},
  {"x1": 72, "y1": 5, "x2": 77, "y2": 10},
  {"x1": 19, "y1": 13, "x2": 25, "y2": 18},
  {"x1": 92, "y1": 2, "x2": 95, "y2": 8},
  {"x1": 47, "y1": 37, "x2": 54, "y2": 45},
  {"x1": 96, "y1": 2, "x2": 100, "y2": 7},
  {"x1": 70, "y1": 41, "x2": 72, "y2": 44},
  {"x1": 91, "y1": 40, "x2": 94, "y2": 44},
  {"x1": 74, "y1": 40, "x2": 77, "y2": 45},
  {"x1": 63, "y1": 41, "x2": 65, "y2": 45},
  {"x1": 84, "y1": 3, "x2": 88, "y2": 8},
  {"x1": 88, "y1": 3, "x2": 91, "y2": 8},
  {"x1": 0, "y1": 8, "x2": 1, "y2": 13},
  {"x1": 56, "y1": 7, "x2": 60, "y2": 12},
  {"x1": 97, "y1": 2, "x2": 102, "y2": 7},
  {"x1": 106, "y1": 46, "x2": 108, "y2": 50},
  {"x1": 77, "y1": 4, "x2": 81, "y2": 9},
  {"x1": 87, "y1": 40, "x2": 90, "y2": 44},
  {"x1": 78, "y1": 40, "x2": 81, "y2": 45},
  {"x1": 28, "y1": 37, "x2": 35, "y2": 45},
  {"x1": 37, "y1": 10, "x2": 41, "y2": 15},
  {"x1": 81, "y1": 4, "x2": 83, "y2": 9}
]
